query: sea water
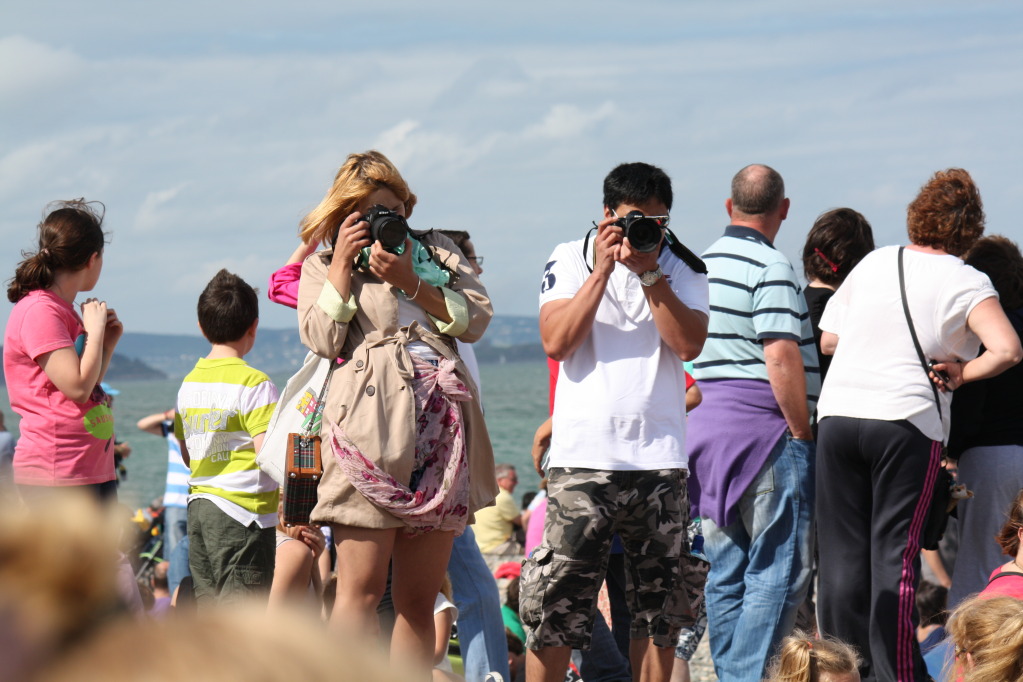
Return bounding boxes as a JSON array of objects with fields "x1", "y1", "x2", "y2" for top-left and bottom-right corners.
[{"x1": 0, "y1": 361, "x2": 550, "y2": 512}]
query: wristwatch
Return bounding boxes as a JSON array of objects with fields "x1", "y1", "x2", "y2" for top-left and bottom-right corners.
[{"x1": 639, "y1": 266, "x2": 663, "y2": 287}]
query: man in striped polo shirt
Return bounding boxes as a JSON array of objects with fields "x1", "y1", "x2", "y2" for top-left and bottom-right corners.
[
  {"x1": 175, "y1": 269, "x2": 280, "y2": 606},
  {"x1": 686, "y1": 165, "x2": 820, "y2": 681}
]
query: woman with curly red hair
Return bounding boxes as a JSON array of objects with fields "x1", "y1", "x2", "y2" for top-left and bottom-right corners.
[{"x1": 813, "y1": 169, "x2": 1022, "y2": 682}]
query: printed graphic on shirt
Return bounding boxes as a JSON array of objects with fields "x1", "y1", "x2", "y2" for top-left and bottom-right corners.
[
  {"x1": 541, "y1": 260, "x2": 557, "y2": 293},
  {"x1": 83, "y1": 404, "x2": 115, "y2": 439}
]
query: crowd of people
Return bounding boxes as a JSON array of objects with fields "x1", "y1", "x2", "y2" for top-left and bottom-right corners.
[{"x1": 3, "y1": 154, "x2": 1023, "y2": 682}]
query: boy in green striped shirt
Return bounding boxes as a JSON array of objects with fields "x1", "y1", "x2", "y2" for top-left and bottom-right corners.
[{"x1": 174, "y1": 269, "x2": 280, "y2": 606}]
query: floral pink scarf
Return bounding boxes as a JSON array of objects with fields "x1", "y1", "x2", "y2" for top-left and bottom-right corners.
[{"x1": 329, "y1": 354, "x2": 471, "y2": 536}]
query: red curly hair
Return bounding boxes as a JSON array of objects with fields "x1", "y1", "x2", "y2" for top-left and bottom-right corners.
[{"x1": 906, "y1": 168, "x2": 984, "y2": 257}]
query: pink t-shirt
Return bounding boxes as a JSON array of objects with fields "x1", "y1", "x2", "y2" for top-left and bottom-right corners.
[{"x1": 3, "y1": 290, "x2": 115, "y2": 485}]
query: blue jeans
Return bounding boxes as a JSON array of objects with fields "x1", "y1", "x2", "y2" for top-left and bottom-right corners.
[
  {"x1": 164, "y1": 505, "x2": 188, "y2": 559},
  {"x1": 168, "y1": 534, "x2": 191, "y2": 597},
  {"x1": 448, "y1": 526, "x2": 510, "y2": 682},
  {"x1": 703, "y1": 433, "x2": 815, "y2": 682}
]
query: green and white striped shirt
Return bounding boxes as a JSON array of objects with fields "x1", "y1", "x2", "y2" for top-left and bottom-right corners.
[{"x1": 175, "y1": 357, "x2": 280, "y2": 528}]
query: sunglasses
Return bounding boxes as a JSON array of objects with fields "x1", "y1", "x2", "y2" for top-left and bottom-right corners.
[
  {"x1": 469, "y1": 256, "x2": 484, "y2": 265},
  {"x1": 611, "y1": 209, "x2": 670, "y2": 228}
]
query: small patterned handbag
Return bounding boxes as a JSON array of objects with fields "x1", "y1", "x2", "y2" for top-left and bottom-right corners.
[{"x1": 281, "y1": 361, "x2": 336, "y2": 527}]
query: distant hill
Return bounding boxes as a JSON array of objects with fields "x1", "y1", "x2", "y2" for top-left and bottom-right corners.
[
  {"x1": 0, "y1": 349, "x2": 166, "y2": 386},
  {"x1": 112, "y1": 315, "x2": 543, "y2": 380}
]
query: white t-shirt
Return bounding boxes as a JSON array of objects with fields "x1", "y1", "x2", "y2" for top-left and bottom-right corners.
[
  {"x1": 434, "y1": 592, "x2": 459, "y2": 673},
  {"x1": 818, "y1": 245, "x2": 997, "y2": 442},
  {"x1": 538, "y1": 238, "x2": 710, "y2": 470}
]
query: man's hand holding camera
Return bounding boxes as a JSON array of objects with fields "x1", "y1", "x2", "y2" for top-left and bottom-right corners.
[
  {"x1": 619, "y1": 233, "x2": 662, "y2": 277},
  {"x1": 592, "y1": 216, "x2": 624, "y2": 279},
  {"x1": 592, "y1": 215, "x2": 664, "y2": 282}
]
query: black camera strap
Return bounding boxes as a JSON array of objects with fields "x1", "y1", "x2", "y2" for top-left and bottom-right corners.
[
  {"x1": 898, "y1": 246, "x2": 943, "y2": 421},
  {"x1": 582, "y1": 225, "x2": 707, "y2": 275},
  {"x1": 664, "y1": 228, "x2": 708, "y2": 275}
]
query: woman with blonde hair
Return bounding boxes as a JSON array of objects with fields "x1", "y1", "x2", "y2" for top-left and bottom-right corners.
[
  {"x1": 294, "y1": 150, "x2": 496, "y2": 675},
  {"x1": 946, "y1": 594, "x2": 1023, "y2": 681},
  {"x1": 766, "y1": 631, "x2": 862, "y2": 682}
]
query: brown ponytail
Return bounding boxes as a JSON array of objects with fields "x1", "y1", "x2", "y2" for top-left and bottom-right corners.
[{"x1": 7, "y1": 199, "x2": 107, "y2": 303}]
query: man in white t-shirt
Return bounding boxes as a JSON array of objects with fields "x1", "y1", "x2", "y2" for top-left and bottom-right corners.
[{"x1": 519, "y1": 162, "x2": 710, "y2": 682}]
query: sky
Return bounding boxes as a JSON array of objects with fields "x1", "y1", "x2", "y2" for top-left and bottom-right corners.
[{"x1": 2, "y1": 1, "x2": 1023, "y2": 339}]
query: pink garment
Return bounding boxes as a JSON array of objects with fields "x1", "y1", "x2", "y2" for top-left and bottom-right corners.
[
  {"x1": 525, "y1": 497, "x2": 546, "y2": 556},
  {"x1": 2, "y1": 290, "x2": 115, "y2": 485},
  {"x1": 980, "y1": 566, "x2": 1023, "y2": 599},
  {"x1": 329, "y1": 354, "x2": 471, "y2": 535},
  {"x1": 267, "y1": 262, "x2": 302, "y2": 309}
]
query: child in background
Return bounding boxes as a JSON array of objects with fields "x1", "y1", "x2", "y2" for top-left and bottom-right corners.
[
  {"x1": 3, "y1": 199, "x2": 122, "y2": 501},
  {"x1": 765, "y1": 631, "x2": 861, "y2": 682},
  {"x1": 433, "y1": 574, "x2": 462, "y2": 682},
  {"x1": 175, "y1": 270, "x2": 280, "y2": 606}
]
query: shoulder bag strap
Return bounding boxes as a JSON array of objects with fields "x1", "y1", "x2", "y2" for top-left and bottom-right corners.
[
  {"x1": 301, "y1": 359, "x2": 339, "y2": 438},
  {"x1": 898, "y1": 246, "x2": 943, "y2": 421}
]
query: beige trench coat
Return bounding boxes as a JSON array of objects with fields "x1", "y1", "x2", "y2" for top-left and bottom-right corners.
[{"x1": 297, "y1": 231, "x2": 498, "y2": 529}]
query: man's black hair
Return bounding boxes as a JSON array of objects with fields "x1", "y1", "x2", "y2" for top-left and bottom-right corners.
[
  {"x1": 603, "y1": 162, "x2": 673, "y2": 212},
  {"x1": 197, "y1": 269, "x2": 259, "y2": 345}
]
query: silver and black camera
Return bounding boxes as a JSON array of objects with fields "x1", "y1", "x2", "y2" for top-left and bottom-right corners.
[
  {"x1": 362, "y1": 204, "x2": 409, "y2": 252},
  {"x1": 614, "y1": 210, "x2": 664, "y2": 253}
]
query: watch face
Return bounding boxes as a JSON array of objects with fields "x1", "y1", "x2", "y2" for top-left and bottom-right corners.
[{"x1": 640, "y1": 267, "x2": 662, "y2": 286}]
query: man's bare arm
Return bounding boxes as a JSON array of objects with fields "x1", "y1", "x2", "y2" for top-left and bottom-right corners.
[
  {"x1": 642, "y1": 280, "x2": 708, "y2": 361},
  {"x1": 540, "y1": 220, "x2": 620, "y2": 361},
  {"x1": 763, "y1": 338, "x2": 813, "y2": 440}
]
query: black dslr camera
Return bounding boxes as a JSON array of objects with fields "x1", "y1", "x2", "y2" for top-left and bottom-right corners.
[
  {"x1": 362, "y1": 204, "x2": 409, "y2": 253},
  {"x1": 613, "y1": 210, "x2": 664, "y2": 253}
]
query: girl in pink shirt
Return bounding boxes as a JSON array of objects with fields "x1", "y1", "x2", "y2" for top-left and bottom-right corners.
[{"x1": 3, "y1": 200, "x2": 123, "y2": 500}]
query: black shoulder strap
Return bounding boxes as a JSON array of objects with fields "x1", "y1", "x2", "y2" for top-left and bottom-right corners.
[
  {"x1": 898, "y1": 247, "x2": 942, "y2": 420},
  {"x1": 664, "y1": 228, "x2": 708, "y2": 275},
  {"x1": 581, "y1": 225, "x2": 708, "y2": 275}
]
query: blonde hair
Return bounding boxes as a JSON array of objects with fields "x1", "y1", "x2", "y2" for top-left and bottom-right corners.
[
  {"x1": 946, "y1": 595, "x2": 1023, "y2": 682},
  {"x1": 0, "y1": 492, "x2": 126, "y2": 681},
  {"x1": 299, "y1": 150, "x2": 417, "y2": 247},
  {"x1": 38, "y1": 603, "x2": 408, "y2": 682},
  {"x1": 766, "y1": 631, "x2": 861, "y2": 682}
]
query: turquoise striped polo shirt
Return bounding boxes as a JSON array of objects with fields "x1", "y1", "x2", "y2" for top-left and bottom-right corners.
[{"x1": 693, "y1": 225, "x2": 821, "y2": 409}]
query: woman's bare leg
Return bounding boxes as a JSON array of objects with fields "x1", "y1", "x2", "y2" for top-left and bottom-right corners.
[
  {"x1": 329, "y1": 524, "x2": 396, "y2": 639},
  {"x1": 391, "y1": 529, "x2": 456, "y2": 673}
]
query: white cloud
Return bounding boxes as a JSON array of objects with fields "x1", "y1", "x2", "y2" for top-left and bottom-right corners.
[
  {"x1": 0, "y1": 35, "x2": 83, "y2": 99},
  {"x1": 2, "y1": 1, "x2": 1023, "y2": 336},
  {"x1": 523, "y1": 102, "x2": 617, "y2": 140},
  {"x1": 133, "y1": 184, "x2": 189, "y2": 233}
]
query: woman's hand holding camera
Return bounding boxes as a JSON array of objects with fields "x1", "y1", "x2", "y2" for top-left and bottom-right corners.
[
  {"x1": 332, "y1": 212, "x2": 373, "y2": 266},
  {"x1": 367, "y1": 237, "x2": 419, "y2": 294}
]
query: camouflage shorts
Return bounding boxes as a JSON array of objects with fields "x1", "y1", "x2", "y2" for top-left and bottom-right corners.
[{"x1": 519, "y1": 467, "x2": 691, "y2": 650}]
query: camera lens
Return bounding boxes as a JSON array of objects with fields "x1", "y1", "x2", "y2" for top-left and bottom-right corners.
[
  {"x1": 364, "y1": 205, "x2": 409, "y2": 252},
  {"x1": 374, "y1": 219, "x2": 407, "y2": 250},
  {"x1": 623, "y1": 212, "x2": 662, "y2": 253}
]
